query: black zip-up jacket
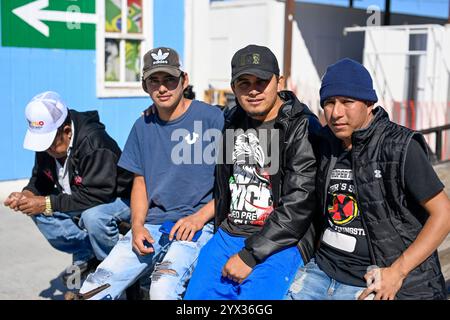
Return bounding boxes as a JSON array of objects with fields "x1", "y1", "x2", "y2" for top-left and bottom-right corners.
[
  {"x1": 23, "y1": 110, "x2": 133, "y2": 213},
  {"x1": 316, "y1": 107, "x2": 446, "y2": 299},
  {"x1": 215, "y1": 91, "x2": 322, "y2": 267}
]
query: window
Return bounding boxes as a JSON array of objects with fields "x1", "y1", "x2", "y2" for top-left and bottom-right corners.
[{"x1": 96, "y1": 0, "x2": 153, "y2": 97}]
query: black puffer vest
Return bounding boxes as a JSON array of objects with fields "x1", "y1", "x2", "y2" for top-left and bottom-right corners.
[{"x1": 317, "y1": 107, "x2": 446, "y2": 300}]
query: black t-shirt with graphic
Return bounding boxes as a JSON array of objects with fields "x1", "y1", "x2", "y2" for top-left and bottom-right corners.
[
  {"x1": 220, "y1": 117, "x2": 279, "y2": 238},
  {"x1": 315, "y1": 149, "x2": 371, "y2": 287},
  {"x1": 316, "y1": 138, "x2": 444, "y2": 287}
]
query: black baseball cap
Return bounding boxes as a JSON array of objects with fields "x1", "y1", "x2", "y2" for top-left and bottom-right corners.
[
  {"x1": 142, "y1": 47, "x2": 182, "y2": 81},
  {"x1": 231, "y1": 45, "x2": 280, "y2": 84}
]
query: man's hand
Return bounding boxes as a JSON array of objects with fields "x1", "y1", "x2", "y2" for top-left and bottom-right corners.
[
  {"x1": 169, "y1": 215, "x2": 205, "y2": 242},
  {"x1": 358, "y1": 266, "x2": 405, "y2": 300},
  {"x1": 16, "y1": 195, "x2": 46, "y2": 215},
  {"x1": 132, "y1": 225, "x2": 155, "y2": 256},
  {"x1": 4, "y1": 191, "x2": 36, "y2": 211},
  {"x1": 4, "y1": 192, "x2": 26, "y2": 211},
  {"x1": 222, "y1": 254, "x2": 253, "y2": 284}
]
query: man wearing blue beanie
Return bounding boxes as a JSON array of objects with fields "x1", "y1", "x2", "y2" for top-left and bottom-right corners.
[{"x1": 286, "y1": 58, "x2": 450, "y2": 300}]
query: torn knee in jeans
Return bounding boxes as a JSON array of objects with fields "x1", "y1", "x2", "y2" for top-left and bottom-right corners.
[
  {"x1": 85, "y1": 268, "x2": 113, "y2": 285},
  {"x1": 151, "y1": 261, "x2": 179, "y2": 282}
]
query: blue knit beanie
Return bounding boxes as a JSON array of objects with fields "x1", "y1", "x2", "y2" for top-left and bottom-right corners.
[{"x1": 320, "y1": 58, "x2": 378, "y2": 107}]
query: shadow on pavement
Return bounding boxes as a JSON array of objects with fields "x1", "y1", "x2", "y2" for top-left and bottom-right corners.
[{"x1": 39, "y1": 273, "x2": 67, "y2": 300}]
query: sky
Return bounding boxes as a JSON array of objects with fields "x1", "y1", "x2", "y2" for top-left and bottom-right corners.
[{"x1": 300, "y1": 0, "x2": 449, "y2": 19}]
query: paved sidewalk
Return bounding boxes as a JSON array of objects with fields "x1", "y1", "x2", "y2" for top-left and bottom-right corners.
[{"x1": 0, "y1": 179, "x2": 70, "y2": 300}]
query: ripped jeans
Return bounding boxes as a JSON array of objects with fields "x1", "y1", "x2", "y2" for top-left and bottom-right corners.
[{"x1": 79, "y1": 222, "x2": 214, "y2": 300}]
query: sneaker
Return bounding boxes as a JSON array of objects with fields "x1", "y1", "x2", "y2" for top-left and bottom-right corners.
[{"x1": 61, "y1": 258, "x2": 101, "y2": 287}]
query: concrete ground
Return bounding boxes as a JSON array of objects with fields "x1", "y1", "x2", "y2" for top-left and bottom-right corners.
[
  {"x1": 0, "y1": 163, "x2": 449, "y2": 300},
  {"x1": 0, "y1": 179, "x2": 70, "y2": 300}
]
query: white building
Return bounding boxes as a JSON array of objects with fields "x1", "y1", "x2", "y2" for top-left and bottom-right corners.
[{"x1": 185, "y1": 0, "x2": 450, "y2": 159}]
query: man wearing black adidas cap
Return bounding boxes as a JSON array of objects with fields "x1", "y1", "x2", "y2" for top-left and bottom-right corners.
[
  {"x1": 78, "y1": 47, "x2": 223, "y2": 300},
  {"x1": 185, "y1": 45, "x2": 321, "y2": 300},
  {"x1": 286, "y1": 58, "x2": 449, "y2": 300}
]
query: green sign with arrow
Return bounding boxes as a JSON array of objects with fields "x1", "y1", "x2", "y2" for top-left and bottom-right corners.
[{"x1": 1, "y1": 0, "x2": 96, "y2": 50}]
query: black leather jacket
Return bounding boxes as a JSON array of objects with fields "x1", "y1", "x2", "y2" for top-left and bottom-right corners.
[{"x1": 214, "y1": 91, "x2": 322, "y2": 267}]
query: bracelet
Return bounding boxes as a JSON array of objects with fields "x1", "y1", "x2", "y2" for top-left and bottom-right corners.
[{"x1": 44, "y1": 196, "x2": 53, "y2": 216}]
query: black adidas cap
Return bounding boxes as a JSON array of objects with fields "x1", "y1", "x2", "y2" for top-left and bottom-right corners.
[{"x1": 142, "y1": 47, "x2": 182, "y2": 80}]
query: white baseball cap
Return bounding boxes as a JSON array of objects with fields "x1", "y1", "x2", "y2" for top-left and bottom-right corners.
[{"x1": 23, "y1": 91, "x2": 68, "y2": 152}]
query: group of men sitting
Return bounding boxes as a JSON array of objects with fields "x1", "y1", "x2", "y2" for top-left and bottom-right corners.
[{"x1": 4, "y1": 45, "x2": 450, "y2": 300}]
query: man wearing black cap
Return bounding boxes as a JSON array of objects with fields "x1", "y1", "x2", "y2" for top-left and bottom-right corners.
[
  {"x1": 286, "y1": 58, "x2": 450, "y2": 300},
  {"x1": 78, "y1": 47, "x2": 224, "y2": 300},
  {"x1": 184, "y1": 45, "x2": 321, "y2": 300}
]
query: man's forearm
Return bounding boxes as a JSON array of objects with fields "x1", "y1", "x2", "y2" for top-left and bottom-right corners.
[
  {"x1": 391, "y1": 214, "x2": 449, "y2": 277},
  {"x1": 130, "y1": 175, "x2": 149, "y2": 228},
  {"x1": 192, "y1": 199, "x2": 215, "y2": 224},
  {"x1": 391, "y1": 191, "x2": 450, "y2": 277}
]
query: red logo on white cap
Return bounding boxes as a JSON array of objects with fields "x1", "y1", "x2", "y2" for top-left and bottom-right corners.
[{"x1": 29, "y1": 120, "x2": 45, "y2": 128}]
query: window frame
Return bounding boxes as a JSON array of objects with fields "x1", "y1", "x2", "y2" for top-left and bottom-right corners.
[{"x1": 96, "y1": 0, "x2": 153, "y2": 98}]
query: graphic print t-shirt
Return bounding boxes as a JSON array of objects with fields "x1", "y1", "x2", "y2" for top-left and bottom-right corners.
[
  {"x1": 315, "y1": 149, "x2": 371, "y2": 287},
  {"x1": 315, "y1": 138, "x2": 445, "y2": 287},
  {"x1": 220, "y1": 118, "x2": 278, "y2": 237}
]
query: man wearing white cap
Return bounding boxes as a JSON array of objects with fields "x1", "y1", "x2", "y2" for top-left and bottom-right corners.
[{"x1": 4, "y1": 91, "x2": 134, "y2": 283}]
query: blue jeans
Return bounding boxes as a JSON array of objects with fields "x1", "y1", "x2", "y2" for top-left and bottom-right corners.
[
  {"x1": 184, "y1": 229, "x2": 303, "y2": 300},
  {"x1": 285, "y1": 258, "x2": 367, "y2": 300},
  {"x1": 32, "y1": 198, "x2": 131, "y2": 262},
  {"x1": 79, "y1": 223, "x2": 214, "y2": 300}
]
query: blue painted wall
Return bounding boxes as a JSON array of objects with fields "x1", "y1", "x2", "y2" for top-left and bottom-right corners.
[{"x1": 0, "y1": 0, "x2": 185, "y2": 181}]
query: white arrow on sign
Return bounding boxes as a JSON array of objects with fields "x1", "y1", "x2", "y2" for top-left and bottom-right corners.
[{"x1": 12, "y1": 0, "x2": 97, "y2": 37}]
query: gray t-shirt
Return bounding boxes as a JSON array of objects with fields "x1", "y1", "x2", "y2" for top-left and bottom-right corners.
[{"x1": 220, "y1": 117, "x2": 279, "y2": 237}]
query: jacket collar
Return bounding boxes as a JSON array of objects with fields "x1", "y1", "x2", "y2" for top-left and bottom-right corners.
[
  {"x1": 351, "y1": 106, "x2": 390, "y2": 150},
  {"x1": 277, "y1": 90, "x2": 314, "y2": 123},
  {"x1": 69, "y1": 110, "x2": 104, "y2": 150}
]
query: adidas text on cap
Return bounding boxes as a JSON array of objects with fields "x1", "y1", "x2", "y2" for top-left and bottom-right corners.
[{"x1": 142, "y1": 47, "x2": 182, "y2": 81}]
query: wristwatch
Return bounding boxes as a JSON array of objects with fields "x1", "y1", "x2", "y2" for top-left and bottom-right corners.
[{"x1": 44, "y1": 196, "x2": 53, "y2": 216}]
